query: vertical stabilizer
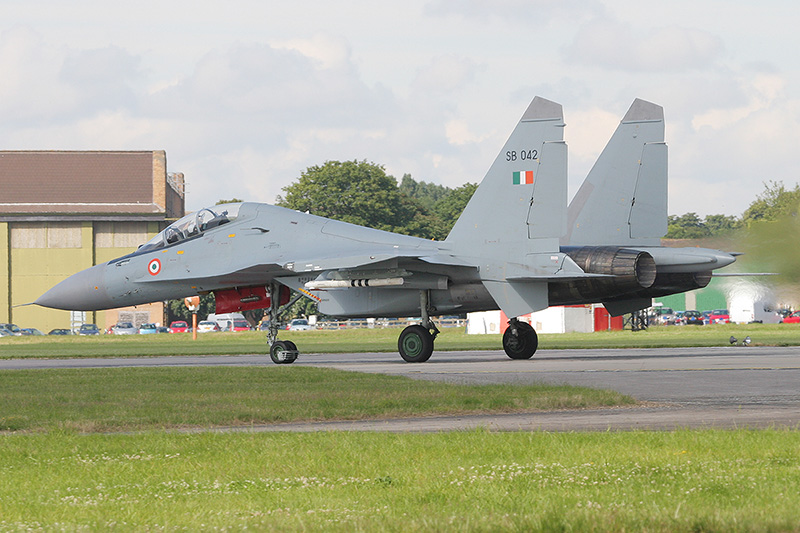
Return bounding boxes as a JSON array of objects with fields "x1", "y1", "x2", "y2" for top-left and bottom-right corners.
[
  {"x1": 446, "y1": 97, "x2": 567, "y2": 255},
  {"x1": 563, "y1": 99, "x2": 666, "y2": 246}
]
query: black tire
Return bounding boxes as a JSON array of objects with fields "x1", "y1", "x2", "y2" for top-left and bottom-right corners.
[
  {"x1": 502, "y1": 322, "x2": 538, "y2": 360},
  {"x1": 270, "y1": 340, "x2": 297, "y2": 364},
  {"x1": 398, "y1": 325, "x2": 434, "y2": 363}
]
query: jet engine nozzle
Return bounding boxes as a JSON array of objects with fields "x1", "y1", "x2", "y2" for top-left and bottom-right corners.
[{"x1": 563, "y1": 246, "x2": 656, "y2": 288}]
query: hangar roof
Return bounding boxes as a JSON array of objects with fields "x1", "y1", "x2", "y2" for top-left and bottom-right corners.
[{"x1": 0, "y1": 151, "x2": 184, "y2": 219}]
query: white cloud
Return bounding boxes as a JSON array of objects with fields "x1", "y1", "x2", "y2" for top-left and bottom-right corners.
[
  {"x1": 271, "y1": 33, "x2": 353, "y2": 70},
  {"x1": 565, "y1": 17, "x2": 723, "y2": 72},
  {"x1": 411, "y1": 55, "x2": 478, "y2": 94},
  {"x1": 0, "y1": 1, "x2": 799, "y2": 220}
]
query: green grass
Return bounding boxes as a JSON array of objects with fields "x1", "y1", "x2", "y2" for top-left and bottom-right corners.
[
  {"x1": 2, "y1": 325, "x2": 798, "y2": 530},
  {"x1": 0, "y1": 366, "x2": 633, "y2": 432},
  {"x1": 1, "y1": 430, "x2": 798, "y2": 530},
  {"x1": 2, "y1": 322, "x2": 800, "y2": 358}
]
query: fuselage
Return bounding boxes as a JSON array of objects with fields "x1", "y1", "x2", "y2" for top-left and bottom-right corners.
[{"x1": 36, "y1": 201, "x2": 736, "y2": 319}]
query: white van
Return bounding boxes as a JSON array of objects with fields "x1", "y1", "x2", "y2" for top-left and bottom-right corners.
[{"x1": 207, "y1": 313, "x2": 246, "y2": 331}]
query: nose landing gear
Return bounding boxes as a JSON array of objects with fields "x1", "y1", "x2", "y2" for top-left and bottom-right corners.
[{"x1": 265, "y1": 282, "x2": 302, "y2": 364}]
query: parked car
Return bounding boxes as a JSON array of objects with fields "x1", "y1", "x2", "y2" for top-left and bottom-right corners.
[
  {"x1": 0, "y1": 328, "x2": 13, "y2": 337},
  {"x1": 0, "y1": 323, "x2": 21, "y2": 336},
  {"x1": 286, "y1": 318, "x2": 312, "y2": 331},
  {"x1": 19, "y1": 328, "x2": 44, "y2": 336},
  {"x1": 111, "y1": 322, "x2": 139, "y2": 335},
  {"x1": 683, "y1": 310, "x2": 704, "y2": 326},
  {"x1": 652, "y1": 308, "x2": 675, "y2": 325},
  {"x1": 708, "y1": 309, "x2": 730, "y2": 324},
  {"x1": 48, "y1": 328, "x2": 73, "y2": 335},
  {"x1": 782, "y1": 311, "x2": 800, "y2": 324},
  {"x1": 138, "y1": 323, "x2": 158, "y2": 334},
  {"x1": 197, "y1": 320, "x2": 220, "y2": 333},
  {"x1": 169, "y1": 321, "x2": 190, "y2": 333},
  {"x1": 227, "y1": 319, "x2": 251, "y2": 332},
  {"x1": 78, "y1": 323, "x2": 101, "y2": 335}
]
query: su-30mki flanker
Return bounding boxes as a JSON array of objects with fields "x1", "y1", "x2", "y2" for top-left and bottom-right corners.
[{"x1": 36, "y1": 98, "x2": 737, "y2": 363}]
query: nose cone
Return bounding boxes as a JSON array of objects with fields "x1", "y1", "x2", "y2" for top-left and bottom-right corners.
[
  {"x1": 35, "y1": 263, "x2": 114, "y2": 311},
  {"x1": 715, "y1": 251, "x2": 737, "y2": 269}
]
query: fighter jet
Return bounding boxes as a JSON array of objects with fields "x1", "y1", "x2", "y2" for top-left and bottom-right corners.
[{"x1": 35, "y1": 97, "x2": 736, "y2": 364}]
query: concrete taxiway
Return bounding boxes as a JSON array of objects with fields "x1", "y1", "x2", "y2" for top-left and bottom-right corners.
[{"x1": 3, "y1": 346, "x2": 799, "y2": 431}]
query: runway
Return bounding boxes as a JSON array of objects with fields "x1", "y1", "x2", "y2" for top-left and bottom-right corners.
[{"x1": 3, "y1": 346, "x2": 799, "y2": 431}]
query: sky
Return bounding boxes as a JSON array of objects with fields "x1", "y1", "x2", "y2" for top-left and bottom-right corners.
[{"x1": 1, "y1": 0, "x2": 799, "y2": 217}]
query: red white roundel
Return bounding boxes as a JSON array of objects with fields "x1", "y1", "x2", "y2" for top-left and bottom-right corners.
[{"x1": 148, "y1": 258, "x2": 162, "y2": 276}]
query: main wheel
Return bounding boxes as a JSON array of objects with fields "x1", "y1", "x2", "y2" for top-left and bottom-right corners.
[
  {"x1": 398, "y1": 325, "x2": 434, "y2": 363},
  {"x1": 502, "y1": 321, "x2": 538, "y2": 360},
  {"x1": 270, "y1": 340, "x2": 298, "y2": 364}
]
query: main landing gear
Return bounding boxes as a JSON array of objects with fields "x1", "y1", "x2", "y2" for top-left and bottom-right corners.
[
  {"x1": 264, "y1": 281, "x2": 539, "y2": 364},
  {"x1": 502, "y1": 318, "x2": 538, "y2": 360},
  {"x1": 397, "y1": 290, "x2": 440, "y2": 363}
]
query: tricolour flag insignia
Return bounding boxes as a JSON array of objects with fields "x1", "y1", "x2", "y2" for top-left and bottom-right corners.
[{"x1": 512, "y1": 170, "x2": 534, "y2": 185}]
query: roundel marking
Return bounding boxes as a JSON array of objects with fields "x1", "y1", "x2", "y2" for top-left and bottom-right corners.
[{"x1": 148, "y1": 258, "x2": 162, "y2": 276}]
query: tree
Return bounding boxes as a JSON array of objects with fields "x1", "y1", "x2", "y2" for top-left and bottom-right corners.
[
  {"x1": 666, "y1": 213, "x2": 710, "y2": 239},
  {"x1": 398, "y1": 174, "x2": 449, "y2": 211},
  {"x1": 276, "y1": 160, "x2": 443, "y2": 239},
  {"x1": 703, "y1": 214, "x2": 741, "y2": 235},
  {"x1": 432, "y1": 182, "x2": 478, "y2": 235},
  {"x1": 742, "y1": 181, "x2": 800, "y2": 223},
  {"x1": 166, "y1": 294, "x2": 215, "y2": 324}
]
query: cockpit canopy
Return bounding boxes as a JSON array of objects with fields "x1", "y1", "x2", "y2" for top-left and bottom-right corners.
[{"x1": 137, "y1": 203, "x2": 243, "y2": 254}]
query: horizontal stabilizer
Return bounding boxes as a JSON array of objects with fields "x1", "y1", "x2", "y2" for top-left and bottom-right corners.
[{"x1": 482, "y1": 280, "x2": 549, "y2": 318}]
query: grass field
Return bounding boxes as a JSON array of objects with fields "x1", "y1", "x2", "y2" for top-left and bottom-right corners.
[
  {"x1": 1, "y1": 430, "x2": 798, "y2": 530},
  {"x1": 1, "y1": 322, "x2": 799, "y2": 358},
  {"x1": 2, "y1": 325, "x2": 799, "y2": 530},
  {"x1": 0, "y1": 366, "x2": 632, "y2": 432}
]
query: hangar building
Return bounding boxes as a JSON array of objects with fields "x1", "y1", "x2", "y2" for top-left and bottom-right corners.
[{"x1": 0, "y1": 151, "x2": 185, "y2": 333}]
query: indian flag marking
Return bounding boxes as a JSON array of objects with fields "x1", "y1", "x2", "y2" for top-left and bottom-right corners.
[
  {"x1": 147, "y1": 258, "x2": 162, "y2": 276},
  {"x1": 512, "y1": 170, "x2": 534, "y2": 185}
]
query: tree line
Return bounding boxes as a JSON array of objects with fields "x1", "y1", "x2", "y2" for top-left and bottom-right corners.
[
  {"x1": 667, "y1": 181, "x2": 800, "y2": 238},
  {"x1": 275, "y1": 160, "x2": 477, "y2": 240}
]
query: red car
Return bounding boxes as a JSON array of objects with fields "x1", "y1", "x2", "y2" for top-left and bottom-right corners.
[
  {"x1": 228, "y1": 319, "x2": 251, "y2": 332},
  {"x1": 708, "y1": 309, "x2": 730, "y2": 324},
  {"x1": 782, "y1": 311, "x2": 800, "y2": 324},
  {"x1": 168, "y1": 320, "x2": 190, "y2": 333}
]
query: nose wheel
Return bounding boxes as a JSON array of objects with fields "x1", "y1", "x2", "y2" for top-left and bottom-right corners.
[{"x1": 265, "y1": 282, "x2": 302, "y2": 364}]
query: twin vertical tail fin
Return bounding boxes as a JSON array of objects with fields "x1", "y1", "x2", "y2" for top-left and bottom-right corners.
[
  {"x1": 445, "y1": 97, "x2": 567, "y2": 253},
  {"x1": 563, "y1": 98, "x2": 667, "y2": 246}
]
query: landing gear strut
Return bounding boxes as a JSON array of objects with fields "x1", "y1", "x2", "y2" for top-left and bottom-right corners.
[
  {"x1": 502, "y1": 318, "x2": 538, "y2": 360},
  {"x1": 398, "y1": 290, "x2": 440, "y2": 363},
  {"x1": 266, "y1": 282, "x2": 301, "y2": 364}
]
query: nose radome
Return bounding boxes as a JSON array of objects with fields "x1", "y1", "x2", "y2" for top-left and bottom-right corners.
[{"x1": 35, "y1": 263, "x2": 113, "y2": 311}]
